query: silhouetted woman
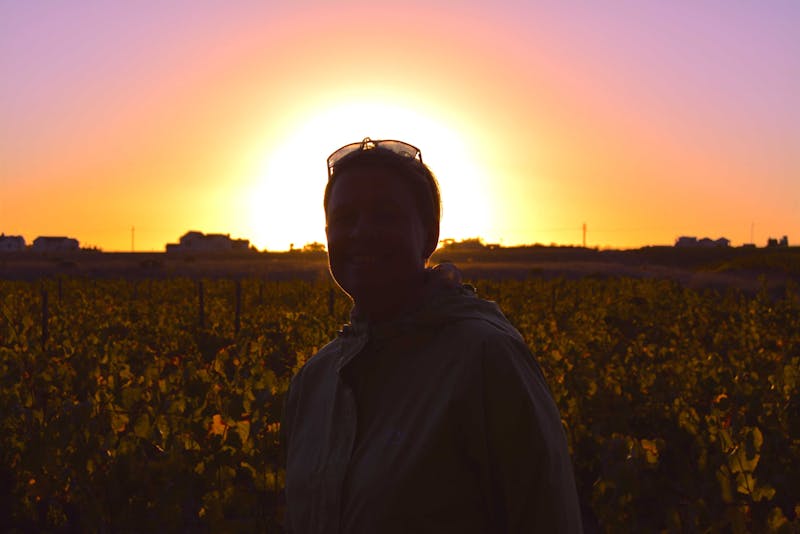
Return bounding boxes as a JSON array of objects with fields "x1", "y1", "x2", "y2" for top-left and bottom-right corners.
[{"x1": 282, "y1": 138, "x2": 582, "y2": 533}]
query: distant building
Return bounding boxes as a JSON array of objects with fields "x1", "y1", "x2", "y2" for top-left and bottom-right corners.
[
  {"x1": 32, "y1": 236, "x2": 79, "y2": 252},
  {"x1": 166, "y1": 231, "x2": 250, "y2": 253},
  {"x1": 675, "y1": 236, "x2": 729, "y2": 248},
  {"x1": 0, "y1": 234, "x2": 26, "y2": 252},
  {"x1": 766, "y1": 236, "x2": 789, "y2": 248}
]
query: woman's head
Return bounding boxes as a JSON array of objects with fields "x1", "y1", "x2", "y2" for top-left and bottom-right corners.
[
  {"x1": 324, "y1": 141, "x2": 441, "y2": 250},
  {"x1": 324, "y1": 139, "x2": 442, "y2": 308}
]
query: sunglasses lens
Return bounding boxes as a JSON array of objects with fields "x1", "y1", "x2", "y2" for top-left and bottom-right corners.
[
  {"x1": 374, "y1": 140, "x2": 419, "y2": 159},
  {"x1": 327, "y1": 138, "x2": 421, "y2": 176},
  {"x1": 327, "y1": 143, "x2": 362, "y2": 170}
]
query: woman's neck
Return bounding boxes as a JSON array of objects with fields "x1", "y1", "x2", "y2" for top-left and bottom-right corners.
[{"x1": 353, "y1": 270, "x2": 429, "y2": 324}]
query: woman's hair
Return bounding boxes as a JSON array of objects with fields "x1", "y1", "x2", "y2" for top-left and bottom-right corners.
[{"x1": 324, "y1": 148, "x2": 442, "y2": 238}]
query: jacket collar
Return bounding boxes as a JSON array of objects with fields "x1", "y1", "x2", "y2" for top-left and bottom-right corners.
[{"x1": 333, "y1": 263, "x2": 477, "y2": 373}]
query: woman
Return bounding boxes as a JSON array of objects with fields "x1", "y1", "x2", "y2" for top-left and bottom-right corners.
[{"x1": 282, "y1": 138, "x2": 582, "y2": 533}]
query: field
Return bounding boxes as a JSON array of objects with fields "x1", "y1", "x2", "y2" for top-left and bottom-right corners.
[{"x1": 1, "y1": 251, "x2": 799, "y2": 532}]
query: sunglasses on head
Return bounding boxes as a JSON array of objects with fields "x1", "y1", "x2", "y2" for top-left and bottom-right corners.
[{"x1": 327, "y1": 137, "x2": 423, "y2": 178}]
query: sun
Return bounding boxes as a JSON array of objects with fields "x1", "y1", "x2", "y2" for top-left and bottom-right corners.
[{"x1": 246, "y1": 100, "x2": 493, "y2": 252}]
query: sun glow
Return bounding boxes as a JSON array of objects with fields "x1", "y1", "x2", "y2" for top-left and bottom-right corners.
[{"x1": 247, "y1": 101, "x2": 492, "y2": 251}]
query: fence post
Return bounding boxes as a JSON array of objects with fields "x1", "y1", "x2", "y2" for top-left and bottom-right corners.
[
  {"x1": 41, "y1": 287, "x2": 49, "y2": 350},
  {"x1": 235, "y1": 279, "x2": 242, "y2": 334},
  {"x1": 198, "y1": 280, "x2": 205, "y2": 329}
]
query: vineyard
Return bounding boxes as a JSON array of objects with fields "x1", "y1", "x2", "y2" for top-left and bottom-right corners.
[{"x1": 1, "y1": 275, "x2": 799, "y2": 532}]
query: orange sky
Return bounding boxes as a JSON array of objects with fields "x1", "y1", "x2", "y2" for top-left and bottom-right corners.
[{"x1": 2, "y1": 1, "x2": 798, "y2": 251}]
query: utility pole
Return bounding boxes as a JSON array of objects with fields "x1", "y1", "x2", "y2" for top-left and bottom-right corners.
[
  {"x1": 750, "y1": 222, "x2": 754, "y2": 245},
  {"x1": 582, "y1": 222, "x2": 587, "y2": 248}
]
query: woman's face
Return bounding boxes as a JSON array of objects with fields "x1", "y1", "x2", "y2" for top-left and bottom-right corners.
[{"x1": 325, "y1": 164, "x2": 431, "y2": 303}]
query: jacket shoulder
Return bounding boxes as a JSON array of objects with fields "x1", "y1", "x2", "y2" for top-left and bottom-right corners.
[
  {"x1": 440, "y1": 306, "x2": 526, "y2": 346},
  {"x1": 292, "y1": 335, "x2": 345, "y2": 381}
]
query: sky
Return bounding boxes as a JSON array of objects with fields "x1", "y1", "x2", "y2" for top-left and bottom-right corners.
[{"x1": 2, "y1": 0, "x2": 798, "y2": 251}]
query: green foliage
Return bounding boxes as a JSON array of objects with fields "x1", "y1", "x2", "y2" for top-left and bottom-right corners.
[
  {"x1": 0, "y1": 278, "x2": 346, "y2": 532},
  {"x1": 1, "y1": 276, "x2": 799, "y2": 532},
  {"x1": 476, "y1": 277, "x2": 800, "y2": 532}
]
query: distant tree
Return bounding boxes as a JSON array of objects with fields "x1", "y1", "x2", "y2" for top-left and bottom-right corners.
[
  {"x1": 439, "y1": 237, "x2": 486, "y2": 250},
  {"x1": 302, "y1": 242, "x2": 326, "y2": 253}
]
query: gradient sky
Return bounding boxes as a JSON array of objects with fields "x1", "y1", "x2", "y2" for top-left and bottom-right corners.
[{"x1": 2, "y1": 0, "x2": 798, "y2": 251}]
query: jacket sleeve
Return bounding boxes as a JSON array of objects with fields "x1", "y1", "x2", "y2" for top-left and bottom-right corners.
[
  {"x1": 478, "y1": 331, "x2": 583, "y2": 533},
  {"x1": 280, "y1": 367, "x2": 304, "y2": 534}
]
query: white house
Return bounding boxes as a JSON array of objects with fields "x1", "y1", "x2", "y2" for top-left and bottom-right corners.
[
  {"x1": 32, "y1": 236, "x2": 80, "y2": 252},
  {"x1": 675, "y1": 236, "x2": 697, "y2": 247},
  {"x1": 166, "y1": 231, "x2": 250, "y2": 253},
  {"x1": 675, "y1": 236, "x2": 729, "y2": 248},
  {"x1": 0, "y1": 234, "x2": 26, "y2": 251},
  {"x1": 767, "y1": 236, "x2": 789, "y2": 248}
]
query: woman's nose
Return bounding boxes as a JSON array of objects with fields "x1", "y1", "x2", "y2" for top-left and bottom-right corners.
[{"x1": 348, "y1": 214, "x2": 380, "y2": 240}]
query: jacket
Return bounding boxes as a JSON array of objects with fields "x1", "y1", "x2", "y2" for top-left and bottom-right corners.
[{"x1": 282, "y1": 279, "x2": 582, "y2": 533}]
